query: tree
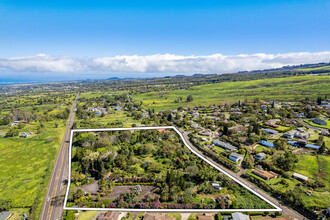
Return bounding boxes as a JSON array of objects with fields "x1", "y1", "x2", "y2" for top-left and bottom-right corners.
[
  {"x1": 319, "y1": 142, "x2": 326, "y2": 154},
  {"x1": 186, "y1": 95, "x2": 193, "y2": 102},
  {"x1": 276, "y1": 151, "x2": 298, "y2": 171},
  {"x1": 5, "y1": 128, "x2": 19, "y2": 137}
]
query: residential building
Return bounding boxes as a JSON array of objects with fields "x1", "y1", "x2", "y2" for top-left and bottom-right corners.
[
  {"x1": 283, "y1": 130, "x2": 295, "y2": 139},
  {"x1": 196, "y1": 216, "x2": 213, "y2": 220},
  {"x1": 0, "y1": 211, "x2": 13, "y2": 220},
  {"x1": 305, "y1": 144, "x2": 321, "y2": 150},
  {"x1": 262, "y1": 128, "x2": 279, "y2": 135},
  {"x1": 293, "y1": 172, "x2": 309, "y2": 182},
  {"x1": 264, "y1": 121, "x2": 279, "y2": 128},
  {"x1": 255, "y1": 152, "x2": 266, "y2": 160},
  {"x1": 144, "y1": 213, "x2": 175, "y2": 220},
  {"x1": 320, "y1": 130, "x2": 329, "y2": 136},
  {"x1": 258, "y1": 140, "x2": 274, "y2": 148},
  {"x1": 231, "y1": 212, "x2": 250, "y2": 220},
  {"x1": 229, "y1": 152, "x2": 243, "y2": 162},
  {"x1": 213, "y1": 140, "x2": 237, "y2": 151},
  {"x1": 311, "y1": 118, "x2": 327, "y2": 125},
  {"x1": 252, "y1": 169, "x2": 279, "y2": 180}
]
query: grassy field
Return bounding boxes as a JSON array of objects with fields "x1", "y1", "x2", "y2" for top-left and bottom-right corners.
[
  {"x1": 293, "y1": 155, "x2": 319, "y2": 179},
  {"x1": 166, "y1": 213, "x2": 182, "y2": 220},
  {"x1": 0, "y1": 120, "x2": 67, "y2": 218},
  {"x1": 131, "y1": 75, "x2": 330, "y2": 111},
  {"x1": 78, "y1": 211, "x2": 99, "y2": 220}
]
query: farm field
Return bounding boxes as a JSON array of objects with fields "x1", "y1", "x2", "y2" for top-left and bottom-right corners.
[
  {"x1": 131, "y1": 75, "x2": 330, "y2": 111},
  {"x1": 0, "y1": 121, "x2": 67, "y2": 217}
]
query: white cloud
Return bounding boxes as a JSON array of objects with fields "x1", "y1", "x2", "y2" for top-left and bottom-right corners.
[{"x1": 0, "y1": 51, "x2": 330, "y2": 75}]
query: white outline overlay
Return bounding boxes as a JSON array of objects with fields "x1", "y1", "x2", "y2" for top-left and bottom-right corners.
[{"x1": 63, "y1": 126, "x2": 282, "y2": 212}]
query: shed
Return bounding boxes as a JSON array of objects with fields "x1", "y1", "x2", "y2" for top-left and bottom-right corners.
[{"x1": 293, "y1": 172, "x2": 309, "y2": 182}]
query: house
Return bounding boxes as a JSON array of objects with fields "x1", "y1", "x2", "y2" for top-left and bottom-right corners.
[
  {"x1": 11, "y1": 121, "x2": 20, "y2": 126},
  {"x1": 264, "y1": 121, "x2": 279, "y2": 128},
  {"x1": 293, "y1": 172, "x2": 309, "y2": 182},
  {"x1": 252, "y1": 169, "x2": 279, "y2": 180},
  {"x1": 115, "y1": 106, "x2": 123, "y2": 111},
  {"x1": 305, "y1": 144, "x2": 321, "y2": 150},
  {"x1": 294, "y1": 132, "x2": 309, "y2": 139},
  {"x1": 198, "y1": 130, "x2": 213, "y2": 137},
  {"x1": 288, "y1": 140, "x2": 299, "y2": 147},
  {"x1": 144, "y1": 213, "x2": 175, "y2": 220},
  {"x1": 192, "y1": 112, "x2": 200, "y2": 118},
  {"x1": 255, "y1": 152, "x2": 266, "y2": 160},
  {"x1": 20, "y1": 132, "x2": 33, "y2": 138},
  {"x1": 211, "y1": 182, "x2": 222, "y2": 190},
  {"x1": 0, "y1": 211, "x2": 13, "y2": 220},
  {"x1": 229, "y1": 152, "x2": 243, "y2": 162},
  {"x1": 196, "y1": 216, "x2": 213, "y2": 220},
  {"x1": 283, "y1": 130, "x2": 295, "y2": 139},
  {"x1": 212, "y1": 140, "x2": 237, "y2": 151},
  {"x1": 262, "y1": 128, "x2": 279, "y2": 135},
  {"x1": 320, "y1": 130, "x2": 329, "y2": 136},
  {"x1": 231, "y1": 212, "x2": 250, "y2": 220},
  {"x1": 311, "y1": 118, "x2": 327, "y2": 126},
  {"x1": 258, "y1": 140, "x2": 274, "y2": 148},
  {"x1": 97, "y1": 211, "x2": 119, "y2": 220}
]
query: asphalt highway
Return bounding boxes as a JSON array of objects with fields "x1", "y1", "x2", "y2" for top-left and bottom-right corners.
[{"x1": 39, "y1": 94, "x2": 79, "y2": 220}]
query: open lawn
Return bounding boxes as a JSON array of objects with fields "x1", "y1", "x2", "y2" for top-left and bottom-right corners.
[
  {"x1": 132, "y1": 75, "x2": 330, "y2": 111},
  {"x1": 293, "y1": 155, "x2": 319, "y2": 180},
  {"x1": 78, "y1": 211, "x2": 99, "y2": 220}
]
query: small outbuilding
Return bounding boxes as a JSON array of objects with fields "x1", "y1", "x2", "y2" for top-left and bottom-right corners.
[{"x1": 293, "y1": 172, "x2": 309, "y2": 182}]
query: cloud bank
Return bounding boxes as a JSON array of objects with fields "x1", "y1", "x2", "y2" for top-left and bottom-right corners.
[{"x1": 1, "y1": 52, "x2": 330, "y2": 75}]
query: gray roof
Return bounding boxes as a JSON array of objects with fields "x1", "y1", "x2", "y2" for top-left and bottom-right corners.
[
  {"x1": 262, "y1": 128, "x2": 279, "y2": 134},
  {"x1": 256, "y1": 152, "x2": 266, "y2": 159},
  {"x1": 0, "y1": 212, "x2": 13, "y2": 220},
  {"x1": 231, "y1": 212, "x2": 250, "y2": 220},
  {"x1": 213, "y1": 140, "x2": 237, "y2": 151},
  {"x1": 230, "y1": 152, "x2": 242, "y2": 159}
]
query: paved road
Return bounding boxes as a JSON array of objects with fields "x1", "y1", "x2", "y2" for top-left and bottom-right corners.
[
  {"x1": 39, "y1": 93, "x2": 79, "y2": 220},
  {"x1": 178, "y1": 129, "x2": 306, "y2": 220}
]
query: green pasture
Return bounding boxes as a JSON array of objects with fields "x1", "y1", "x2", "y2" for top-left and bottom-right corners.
[
  {"x1": 0, "y1": 121, "x2": 66, "y2": 216},
  {"x1": 131, "y1": 75, "x2": 330, "y2": 111},
  {"x1": 293, "y1": 155, "x2": 319, "y2": 180}
]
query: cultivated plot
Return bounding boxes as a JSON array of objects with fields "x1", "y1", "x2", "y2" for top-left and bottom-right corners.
[{"x1": 64, "y1": 126, "x2": 281, "y2": 212}]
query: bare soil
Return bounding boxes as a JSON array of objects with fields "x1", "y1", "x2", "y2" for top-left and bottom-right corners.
[{"x1": 103, "y1": 185, "x2": 155, "y2": 201}]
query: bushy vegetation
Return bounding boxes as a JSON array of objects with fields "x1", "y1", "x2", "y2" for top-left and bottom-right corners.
[{"x1": 68, "y1": 130, "x2": 272, "y2": 209}]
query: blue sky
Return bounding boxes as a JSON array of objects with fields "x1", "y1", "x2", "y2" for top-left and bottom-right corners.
[{"x1": 0, "y1": 0, "x2": 330, "y2": 80}]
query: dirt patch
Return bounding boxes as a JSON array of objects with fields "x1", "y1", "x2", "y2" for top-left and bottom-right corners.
[
  {"x1": 104, "y1": 185, "x2": 155, "y2": 201},
  {"x1": 0, "y1": 131, "x2": 6, "y2": 136},
  {"x1": 82, "y1": 179, "x2": 99, "y2": 195}
]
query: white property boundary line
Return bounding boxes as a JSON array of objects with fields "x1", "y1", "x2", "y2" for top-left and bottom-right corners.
[{"x1": 63, "y1": 126, "x2": 282, "y2": 212}]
